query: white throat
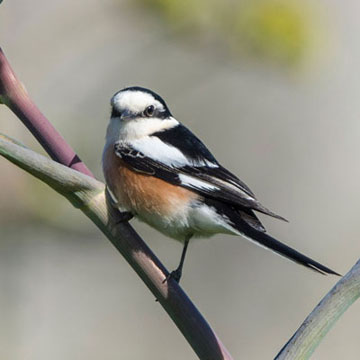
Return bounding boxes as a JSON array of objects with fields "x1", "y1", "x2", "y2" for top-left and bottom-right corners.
[{"x1": 105, "y1": 116, "x2": 179, "y2": 145}]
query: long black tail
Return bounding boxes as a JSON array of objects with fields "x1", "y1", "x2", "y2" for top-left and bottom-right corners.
[{"x1": 236, "y1": 219, "x2": 340, "y2": 276}]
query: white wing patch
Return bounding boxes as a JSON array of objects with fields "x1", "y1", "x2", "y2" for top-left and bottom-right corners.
[
  {"x1": 129, "y1": 136, "x2": 219, "y2": 168},
  {"x1": 214, "y1": 178, "x2": 255, "y2": 201},
  {"x1": 179, "y1": 173, "x2": 219, "y2": 191},
  {"x1": 202, "y1": 159, "x2": 219, "y2": 168},
  {"x1": 131, "y1": 136, "x2": 190, "y2": 167}
]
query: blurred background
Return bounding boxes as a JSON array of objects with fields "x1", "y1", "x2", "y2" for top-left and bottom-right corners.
[{"x1": 0, "y1": 0, "x2": 359, "y2": 358}]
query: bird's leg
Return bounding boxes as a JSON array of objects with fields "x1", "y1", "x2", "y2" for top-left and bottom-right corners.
[
  {"x1": 105, "y1": 186, "x2": 133, "y2": 223},
  {"x1": 164, "y1": 235, "x2": 191, "y2": 284}
]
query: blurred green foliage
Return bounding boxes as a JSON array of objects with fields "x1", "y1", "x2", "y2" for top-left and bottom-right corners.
[
  {"x1": 235, "y1": 1, "x2": 311, "y2": 65},
  {"x1": 139, "y1": 0, "x2": 316, "y2": 67},
  {"x1": 140, "y1": 0, "x2": 214, "y2": 32}
]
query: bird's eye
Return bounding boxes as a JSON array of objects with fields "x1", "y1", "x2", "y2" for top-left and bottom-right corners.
[{"x1": 144, "y1": 105, "x2": 155, "y2": 117}]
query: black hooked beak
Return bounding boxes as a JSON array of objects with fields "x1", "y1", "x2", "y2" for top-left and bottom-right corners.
[{"x1": 111, "y1": 108, "x2": 132, "y2": 120}]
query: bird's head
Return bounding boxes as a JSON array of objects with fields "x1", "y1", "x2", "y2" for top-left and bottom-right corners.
[
  {"x1": 107, "y1": 86, "x2": 177, "y2": 141},
  {"x1": 111, "y1": 86, "x2": 172, "y2": 121}
]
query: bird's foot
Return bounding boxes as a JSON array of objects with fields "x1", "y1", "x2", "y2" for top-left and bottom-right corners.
[
  {"x1": 154, "y1": 269, "x2": 182, "y2": 302},
  {"x1": 163, "y1": 268, "x2": 182, "y2": 284},
  {"x1": 115, "y1": 211, "x2": 133, "y2": 224}
]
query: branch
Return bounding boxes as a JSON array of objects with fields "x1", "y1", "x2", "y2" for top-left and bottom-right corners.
[
  {"x1": 0, "y1": 135, "x2": 234, "y2": 359},
  {"x1": 0, "y1": 48, "x2": 92, "y2": 176},
  {"x1": 0, "y1": 47, "x2": 233, "y2": 359},
  {"x1": 275, "y1": 259, "x2": 360, "y2": 359}
]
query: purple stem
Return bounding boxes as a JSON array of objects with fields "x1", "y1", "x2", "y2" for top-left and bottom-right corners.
[
  {"x1": 0, "y1": 48, "x2": 93, "y2": 176},
  {"x1": 0, "y1": 47, "x2": 233, "y2": 360}
]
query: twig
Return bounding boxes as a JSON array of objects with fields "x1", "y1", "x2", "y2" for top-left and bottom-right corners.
[
  {"x1": 275, "y1": 259, "x2": 360, "y2": 359},
  {"x1": 0, "y1": 47, "x2": 233, "y2": 359}
]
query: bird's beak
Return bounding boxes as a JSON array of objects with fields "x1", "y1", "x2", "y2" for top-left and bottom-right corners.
[{"x1": 120, "y1": 109, "x2": 133, "y2": 121}]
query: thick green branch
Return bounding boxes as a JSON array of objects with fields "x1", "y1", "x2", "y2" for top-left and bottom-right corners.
[
  {"x1": 275, "y1": 259, "x2": 360, "y2": 359},
  {"x1": 0, "y1": 135, "x2": 233, "y2": 360}
]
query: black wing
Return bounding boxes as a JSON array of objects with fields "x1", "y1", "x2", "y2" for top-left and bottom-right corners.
[
  {"x1": 152, "y1": 124, "x2": 257, "y2": 197},
  {"x1": 114, "y1": 141, "x2": 286, "y2": 222},
  {"x1": 114, "y1": 137, "x2": 341, "y2": 277}
]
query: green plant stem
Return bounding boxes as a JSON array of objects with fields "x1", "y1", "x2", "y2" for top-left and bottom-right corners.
[{"x1": 275, "y1": 259, "x2": 360, "y2": 359}]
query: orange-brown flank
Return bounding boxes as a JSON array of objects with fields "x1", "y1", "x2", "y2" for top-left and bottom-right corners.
[{"x1": 103, "y1": 146, "x2": 198, "y2": 217}]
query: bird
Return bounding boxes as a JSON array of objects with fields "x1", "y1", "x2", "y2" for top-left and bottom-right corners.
[{"x1": 102, "y1": 86, "x2": 339, "y2": 283}]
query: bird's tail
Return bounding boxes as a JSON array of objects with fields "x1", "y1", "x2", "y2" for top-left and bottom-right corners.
[{"x1": 234, "y1": 219, "x2": 340, "y2": 276}]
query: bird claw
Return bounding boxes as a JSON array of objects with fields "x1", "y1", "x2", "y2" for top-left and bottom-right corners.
[
  {"x1": 115, "y1": 211, "x2": 133, "y2": 224},
  {"x1": 155, "y1": 269, "x2": 182, "y2": 302},
  {"x1": 163, "y1": 269, "x2": 182, "y2": 284}
]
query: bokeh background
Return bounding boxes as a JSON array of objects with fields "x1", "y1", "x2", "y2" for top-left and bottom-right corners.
[{"x1": 0, "y1": 0, "x2": 359, "y2": 359}]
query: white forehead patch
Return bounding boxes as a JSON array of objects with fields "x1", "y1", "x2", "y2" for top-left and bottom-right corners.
[{"x1": 112, "y1": 90, "x2": 164, "y2": 114}]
